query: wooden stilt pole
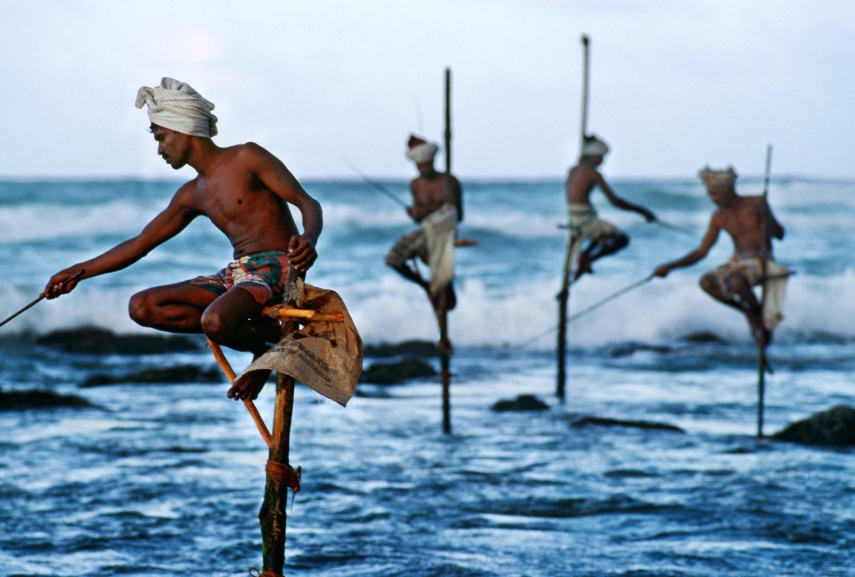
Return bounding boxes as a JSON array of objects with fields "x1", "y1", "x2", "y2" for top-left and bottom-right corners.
[
  {"x1": 439, "y1": 66, "x2": 453, "y2": 435},
  {"x1": 757, "y1": 144, "x2": 773, "y2": 439},
  {"x1": 557, "y1": 34, "x2": 590, "y2": 401},
  {"x1": 259, "y1": 265, "x2": 300, "y2": 576}
]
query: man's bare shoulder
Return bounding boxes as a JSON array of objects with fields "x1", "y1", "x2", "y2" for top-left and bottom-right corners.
[
  {"x1": 567, "y1": 163, "x2": 599, "y2": 182},
  {"x1": 173, "y1": 178, "x2": 200, "y2": 205},
  {"x1": 233, "y1": 141, "x2": 271, "y2": 164}
]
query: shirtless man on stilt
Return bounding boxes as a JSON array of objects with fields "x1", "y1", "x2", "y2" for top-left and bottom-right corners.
[
  {"x1": 42, "y1": 77, "x2": 322, "y2": 401},
  {"x1": 566, "y1": 134, "x2": 656, "y2": 280},
  {"x1": 653, "y1": 166, "x2": 787, "y2": 348},
  {"x1": 385, "y1": 134, "x2": 461, "y2": 309}
]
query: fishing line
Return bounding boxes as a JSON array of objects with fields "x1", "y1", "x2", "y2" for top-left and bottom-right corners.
[
  {"x1": 342, "y1": 158, "x2": 408, "y2": 208},
  {"x1": 517, "y1": 275, "x2": 654, "y2": 349}
]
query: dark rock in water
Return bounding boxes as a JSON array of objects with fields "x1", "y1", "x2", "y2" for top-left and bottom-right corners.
[
  {"x1": 492, "y1": 394, "x2": 550, "y2": 412},
  {"x1": 36, "y1": 327, "x2": 200, "y2": 355},
  {"x1": 772, "y1": 405, "x2": 855, "y2": 446},
  {"x1": 572, "y1": 416, "x2": 684, "y2": 432},
  {"x1": 609, "y1": 342, "x2": 672, "y2": 358},
  {"x1": 0, "y1": 387, "x2": 94, "y2": 410},
  {"x1": 363, "y1": 340, "x2": 439, "y2": 358},
  {"x1": 359, "y1": 357, "x2": 437, "y2": 385},
  {"x1": 81, "y1": 365, "x2": 223, "y2": 388},
  {"x1": 681, "y1": 332, "x2": 726, "y2": 344}
]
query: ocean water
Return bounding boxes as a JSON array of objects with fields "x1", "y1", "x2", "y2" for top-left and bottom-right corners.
[{"x1": 1, "y1": 177, "x2": 854, "y2": 576}]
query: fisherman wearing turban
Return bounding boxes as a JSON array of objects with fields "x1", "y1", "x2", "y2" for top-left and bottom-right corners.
[
  {"x1": 385, "y1": 134, "x2": 462, "y2": 309},
  {"x1": 43, "y1": 77, "x2": 325, "y2": 401},
  {"x1": 564, "y1": 134, "x2": 657, "y2": 280},
  {"x1": 653, "y1": 166, "x2": 788, "y2": 348}
]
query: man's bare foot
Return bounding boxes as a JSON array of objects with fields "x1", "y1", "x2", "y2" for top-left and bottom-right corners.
[
  {"x1": 747, "y1": 309, "x2": 771, "y2": 350},
  {"x1": 228, "y1": 368, "x2": 272, "y2": 401},
  {"x1": 573, "y1": 253, "x2": 593, "y2": 281}
]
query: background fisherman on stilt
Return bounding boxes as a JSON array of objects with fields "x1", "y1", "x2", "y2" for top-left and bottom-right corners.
[
  {"x1": 385, "y1": 134, "x2": 461, "y2": 310},
  {"x1": 652, "y1": 166, "x2": 788, "y2": 349},
  {"x1": 564, "y1": 134, "x2": 657, "y2": 281}
]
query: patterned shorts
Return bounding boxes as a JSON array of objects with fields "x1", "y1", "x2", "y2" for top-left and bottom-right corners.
[
  {"x1": 385, "y1": 229, "x2": 428, "y2": 267},
  {"x1": 189, "y1": 250, "x2": 290, "y2": 305}
]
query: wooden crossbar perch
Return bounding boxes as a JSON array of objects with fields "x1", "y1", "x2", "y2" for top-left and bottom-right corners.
[
  {"x1": 207, "y1": 337, "x2": 273, "y2": 447},
  {"x1": 263, "y1": 305, "x2": 344, "y2": 323},
  {"x1": 454, "y1": 238, "x2": 479, "y2": 247}
]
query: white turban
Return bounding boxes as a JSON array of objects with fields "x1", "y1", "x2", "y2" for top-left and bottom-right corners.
[
  {"x1": 581, "y1": 134, "x2": 609, "y2": 157},
  {"x1": 135, "y1": 77, "x2": 218, "y2": 138},
  {"x1": 406, "y1": 134, "x2": 440, "y2": 164},
  {"x1": 699, "y1": 166, "x2": 737, "y2": 189}
]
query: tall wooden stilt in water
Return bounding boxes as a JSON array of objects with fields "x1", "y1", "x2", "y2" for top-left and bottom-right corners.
[
  {"x1": 757, "y1": 144, "x2": 773, "y2": 439},
  {"x1": 259, "y1": 266, "x2": 301, "y2": 575},
  {"x1": 438, "y1": 66, "x2": 453, "y2": 435},
  {"x1": 557, "y1": 34, "x2": 590, "y2": 401}
]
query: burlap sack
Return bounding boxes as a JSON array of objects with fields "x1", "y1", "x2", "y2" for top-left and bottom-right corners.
[{"x1": 239, "y1": 279, "x2": 363, "y2": 406}]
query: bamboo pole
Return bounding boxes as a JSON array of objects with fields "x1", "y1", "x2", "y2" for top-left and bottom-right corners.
[
  {"x1": 207, "y1": 338, "x2": 273, "y2": 447},
  {"x1": 439, "y1": 66, "x2": 453, "y2": 435},
  {"x1": 259, "y1": 265, "x2": 300, "y2": 576},
  {"x1": 557, "y1": 34, "x2": 590, "y2": 401},
  {"x1": 757, "y1": 144, "x2": 773, "y2": 439}
]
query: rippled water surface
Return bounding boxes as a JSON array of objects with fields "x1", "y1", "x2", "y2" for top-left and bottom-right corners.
[{"x1": 1, "y1": 178, "x2": 855, "y2": 576}]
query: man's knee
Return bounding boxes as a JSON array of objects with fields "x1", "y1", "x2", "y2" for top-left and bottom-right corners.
[
  {"x1": 128, "y1": 291, "x2": 157, "y2": 327},
  {"x1": 611, "y1": 233, "x2": 629, "y2": 250},
  {"x1": 200, "y1": 308, "x2": 229, "y2": 341},
  {"x1": 699, "y1": 275, "x2": 717, "y2": 295}
]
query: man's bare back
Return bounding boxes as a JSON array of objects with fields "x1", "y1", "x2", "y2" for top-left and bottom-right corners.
[
  {"x1": 563, "y1": 155, "x2": 655, "y2": 280},
  {"x1": 566, "y1": 161, "x2": 655, "y2": 219}
]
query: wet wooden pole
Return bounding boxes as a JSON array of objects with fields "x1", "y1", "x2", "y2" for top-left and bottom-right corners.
[
  {"x1": 259, "y1": 265, "x2": 300, "y2": 576},
  {"x1": 438, "y1": 66, "x2": 453, "y2": 435},
  {"x1": 757, "y1": 144, "x2": 773, "y2": 439},
  {"x1": 556, "y1": 34, "x2": 589, "y2": 402}
]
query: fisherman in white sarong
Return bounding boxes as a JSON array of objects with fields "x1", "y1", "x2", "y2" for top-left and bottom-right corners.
[
  {"x1": 566, "y1": 134, "x2": 657, "y2": 280},
  {"x1": 653, "y1": 166, "x2": 788, "y2": 349},
  {"x1": 385, "y1": 134, "x2": 461, "y2": 309}
]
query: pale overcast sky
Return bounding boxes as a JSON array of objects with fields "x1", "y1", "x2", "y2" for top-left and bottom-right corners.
[{"x1": 1, "y1": 1, "x2": 853, "y2": 180}]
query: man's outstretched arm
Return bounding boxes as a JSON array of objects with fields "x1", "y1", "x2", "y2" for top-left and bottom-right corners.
[
  {"x1": 242, "y1": 143, "x2": 322, "y2": 273},
  {"x1": 42, "y1": 187, "x2": 200, "y2": 298},
  {"x1": 595, "y1": 172, "x2": 656, "y2": 222},
  {"x1": 653, "y1": 217, "x2": 721, "y2": 277}
]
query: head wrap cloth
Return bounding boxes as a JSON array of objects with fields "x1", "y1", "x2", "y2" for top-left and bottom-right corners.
[
  {"x1": 699, "y1": 166, "x2": 737, "y2": 189},
  {"x1": 581, "y1": 134, "x2": 609, "y2": 158},
  {"x1": 406, "y1": 134, "x2": 439, "y2": 164},
  {"x1": 135, "y1": 77, "x2": 218, "y2": 138}
]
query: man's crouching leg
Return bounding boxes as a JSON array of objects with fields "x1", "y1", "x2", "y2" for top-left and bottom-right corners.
[{"x1": 200, "y1": 287, "x2": 275, "y2": 401}]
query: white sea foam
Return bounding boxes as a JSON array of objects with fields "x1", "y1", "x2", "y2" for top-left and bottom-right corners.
[
  {"x1": 2, "y1": 265, "x2": 853, "y2": 349},
  {"x1": 0, "y1": 201, "x2": 162, "y2": 242}
]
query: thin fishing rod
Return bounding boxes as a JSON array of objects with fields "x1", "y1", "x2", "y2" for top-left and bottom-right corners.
[
  {"x1": 342, "y1": 158, "x2": 408, "y2": 208},
  {"x1": 0, "y1": 270, "x2": 84, "y2": 329},
  {"x1": 519, "y1": 274, "x2": 654, "y2": 349},
  {"x1": 653, "y1": 219, "x2": 696, "y2": 237}
]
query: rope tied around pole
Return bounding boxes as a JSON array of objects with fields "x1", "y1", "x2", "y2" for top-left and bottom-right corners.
[{"x1": 265, "y1": 459, "x2": 302, "y2": 506}]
